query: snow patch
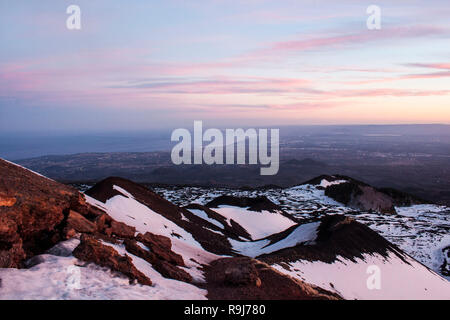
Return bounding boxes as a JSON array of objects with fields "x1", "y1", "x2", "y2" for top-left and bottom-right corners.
[
  {"x1": 85, "y1": 194, "x2": 221, "y2": 282},
  {"x1": 188, "y1": 208, "x2": 225, "y2": 229},
  {"x1": 319, "y1": 179, "x2": 347, "y2": 188},
  {"x1": 0, "y1": 239, "x2": 206, "y2": 300},
  {"x1": 273, "y1": 252, "x2": 450, "y2": 300},
  {"x1": 213, "y1": 205, "x2": 296, "y2": 240},
  {"x1": 230, "y1": 222, "x2": 319, "y2": 257}
]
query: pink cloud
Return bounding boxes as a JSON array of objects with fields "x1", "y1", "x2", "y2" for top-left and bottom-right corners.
[
  {"x1": 404, "y1": 63, "x2": 450, "y2": 70},
  {"x1": 111, "y1": 77, "x2": 313, "y2": 94},
  {"x1": 253, "y1": 26, "x2": 444, "y2": 57}
]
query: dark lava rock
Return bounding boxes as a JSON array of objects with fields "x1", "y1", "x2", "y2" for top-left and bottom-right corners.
[
  {"x1": 259, "y1": 215, "x2": 408, "y2": 265},
  {"x1": 206, "y1": 195, "x2": 283, "y2": 213},
  {"x1": 325, "y1": 182, "x2": 396, "y2": 214},
  {"x1": 304, "y1": 174, "x2": 429, "y2": 212},
  {"x1": 377, "y1": 187, "x2": 431, "y2": 206},
  {"x1": 185, "y1": 203, "x2": 252, "y2": 241}
]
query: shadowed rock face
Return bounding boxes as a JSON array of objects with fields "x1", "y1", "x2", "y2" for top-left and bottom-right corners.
[
  {"x1": 325, "y1": 182, "x2": 396, "y2": 214},
  {"x1": 259, "y1": 215, "x2": 407, "y2": 265},
  {"x1": 205, "y1": 195, "x2": 297, "y2": 223},
  {"x1": 304, "y1": 174, "x2": 429, "y2": 214},
  {"x1": 204, "y1": 257, "x2": 341, "y2": 300},
  {"x1": 377, "y1": 187, "x2": 430, "y2": 206},
  {"x1": 184, "y1": 203, "x2": 253, "y2": 240},
  {"x1": 206, "y1": 195, "x2": 283, "y2": 213}
]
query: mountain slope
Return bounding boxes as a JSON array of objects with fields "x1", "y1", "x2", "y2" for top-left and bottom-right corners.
[
  {"x1": 157, "y1": 179, "x2": 450, "y2": 281},
  {"x1": 1, "y1": 159, "x2": 449, "y2": 299}
]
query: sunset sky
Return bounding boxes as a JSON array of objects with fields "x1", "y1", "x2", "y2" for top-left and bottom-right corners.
[{"x1": 1, "y1": 0, "x2": 450, "y2": 132}]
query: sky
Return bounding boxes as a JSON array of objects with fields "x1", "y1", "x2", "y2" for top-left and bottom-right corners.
[{"x1": 1, "y1": 0, "x2": 450, "y2": 132}]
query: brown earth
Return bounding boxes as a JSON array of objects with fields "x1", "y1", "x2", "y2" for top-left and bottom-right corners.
[{"x1": 204, "y1": 257, "x2": 341, "y2": 300}]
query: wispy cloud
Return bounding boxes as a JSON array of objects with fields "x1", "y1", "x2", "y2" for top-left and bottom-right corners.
[{"x1": 346, "y1": 62, "x2": 450, "y2": 85}]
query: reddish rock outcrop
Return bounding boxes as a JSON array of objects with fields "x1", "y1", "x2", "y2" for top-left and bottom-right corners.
[
  {"x1": 94, "y1": 214, "x2": 136, "y2": 239},
  {"x1": 109, "y1": 221, "x2": 136, "y2": 239},
  {"x1": 124, "y1": 239, "x2": 192, "y2": 283},
  {"x1": 63, "y1": 210, "x2": 96, "y2": 238},
  {"x1": 95, "y1": 214, "x2": 112, "y2": 233},
  {"x1": 73, "y1": 234, "x2": 152, "y2": 286},
  {"x1": 224, "y1": 261, "x2": 262, "y2": 287},
  {"x1": 0, "y1": 159, "x2": 102, "y2": 268},
  {"x1": 0, "y1": 160, "x2": 194, "y2": 285},
  {"x1": 136, "y1": 232, "x2": 185, "y2": 267}
]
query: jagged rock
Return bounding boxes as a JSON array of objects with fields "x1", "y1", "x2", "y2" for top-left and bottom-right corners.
[
  {"x1": 95, "y1": 214, "x2": 112, "y2": 233},
  {"x1": 152, "y1": 260, "x2": 192, "y2": 283},
  {"x1": 123, "y1": 239, "x2": 154, "y2": 262},
  {"x1": 64, "y1": 210, "x2": 96, "y2": 236},
  {"x1": 109, "y1": 221, "x2": 136, "y2": 239},
  {"x1": 124, "y1": 239, "x2": 192, "y2": 283},
  {"x1": 136, "y1": 232, "x2": 185, "y2": 266},
  {"x1": 0, "y1": 159, "x2": 108, "y2": 268},
  {"x1": 70, "y1": 195, "x2": 105, "y2": 220},
  {"x1": 224, "y1": 261, "x2": 261, "y2": 287},
  {"x1": 0, "y1": 160, "x2": 74, "y2": 267},
  {"x1": 73, "y1": 234, "x2": 152, "y2": 286},
  {"x1": 94, "y1": 214, "x2": 135, "y2": 239}
]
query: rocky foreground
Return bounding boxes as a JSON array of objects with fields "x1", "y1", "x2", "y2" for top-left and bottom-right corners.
[{"x1": 0, "y1": 158, "x2": 449, "y2": 299}]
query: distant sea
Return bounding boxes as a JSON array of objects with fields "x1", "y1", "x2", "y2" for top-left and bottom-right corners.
[
  {"x1": 0, "y1": 131, "x2": 173, "y2": 160},
  {"x1": 1, "y1": 124, "x2": 448, "y2": 160}
]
